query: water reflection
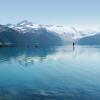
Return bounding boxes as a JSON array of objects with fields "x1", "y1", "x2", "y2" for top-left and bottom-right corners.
[
  {"x1": 0, "y1": 45, "x2": 74, "y2": 66},
  {"x1": 0, "y1": 45, "x2": 100, "y2": 67},
  {"x1": 0, "y1": 45, "x2": 100, "y2": 99}
]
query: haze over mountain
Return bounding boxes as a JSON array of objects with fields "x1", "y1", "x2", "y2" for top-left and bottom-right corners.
[
  {"x1": 0, "y1": 20, "x2": 100, "y2": 46},
  {"x1": 77, "y1": 33, "x2": 100, "y2": 45}
]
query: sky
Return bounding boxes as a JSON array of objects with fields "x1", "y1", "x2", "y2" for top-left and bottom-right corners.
[{"x1": 0, "y1": 0, "x2": 100, "y2": 28}]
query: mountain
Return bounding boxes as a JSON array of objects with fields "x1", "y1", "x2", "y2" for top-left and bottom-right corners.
[
  {"x1": 7, "y1": 20, "x2": 100, "y2": 39},
  {"x1": 5, "y1": 20, "x2": 75, "y2": 46},
  {"x1": 0, "y1": 22, "x2": 63, "y2": 47},
  {"x1": 0, "y1": 25, "x2": 23, "y2": 45},
  {"x1": 77, "y1": 33, "x2": 100, "y2": 45},
  {"x1": 1, "y1": 20, "x2": 100, "y2": 46}
]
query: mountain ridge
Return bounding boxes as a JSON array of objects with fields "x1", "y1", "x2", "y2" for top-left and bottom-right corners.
[{"x1": 1, "y1": 20, "x2": 100, "y2": 46}]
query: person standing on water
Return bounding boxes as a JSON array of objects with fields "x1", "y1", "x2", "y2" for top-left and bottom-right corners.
[
  {"x1": 73, "y1": 42, "x2": 75, "y2": 51},
  {"x1": 73, "y1": 42, "x2": 75, "y2": 47}
]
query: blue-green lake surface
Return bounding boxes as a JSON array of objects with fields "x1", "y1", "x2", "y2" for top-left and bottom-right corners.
[{"x1": 0, "y1": 45, "x2": 100, "y2": 100}]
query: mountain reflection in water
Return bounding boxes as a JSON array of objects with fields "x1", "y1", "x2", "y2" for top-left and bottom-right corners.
[
  {"x1": 0, "y1": 45, "x2": 100, "y2": 100},
  {"x1": 0, "y1": 45, "x2": 75, "y2": 66},
  {"x1": 0, "y1": 45, "x2": 100, "y2": 66}
]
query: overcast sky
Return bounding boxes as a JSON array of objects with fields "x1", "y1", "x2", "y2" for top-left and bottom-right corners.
[{"x1": 0, "y1": 0, "x2": 100, "y2": 28}]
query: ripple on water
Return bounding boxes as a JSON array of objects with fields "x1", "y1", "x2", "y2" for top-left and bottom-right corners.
[{"x1": 0, "y1": 88, "x2": 100, "y2": 100}]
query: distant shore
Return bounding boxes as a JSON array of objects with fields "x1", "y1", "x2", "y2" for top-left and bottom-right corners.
[{"x1": 0, "y1": 43, "x2": 14, "y2": 47}]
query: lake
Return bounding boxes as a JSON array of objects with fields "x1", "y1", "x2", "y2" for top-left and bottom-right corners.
[{"x1": 0, "y1": 45, "x2": 100, "y2": 100}]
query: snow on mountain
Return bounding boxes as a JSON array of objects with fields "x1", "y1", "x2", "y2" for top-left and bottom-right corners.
[
  {"x1": 6, "y1": 20, "x2": 41, "y2": 33},
  {"x1": 6, "y1": 24, "x2": 15, "y2": 29},
  {"x1": 44, "y1": 25, "x2": 100, "y2": 39},
  {"x1": 6, "y1": 20, "x2": 100, "y2": 40},
  {"x1": 2, "y1": 20, "x2": 100, "y2": 46}
]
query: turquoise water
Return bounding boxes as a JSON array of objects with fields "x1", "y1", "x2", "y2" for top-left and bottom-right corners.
[{"x1": 0, "y1": 45, "x2": 100, "y2": 100}]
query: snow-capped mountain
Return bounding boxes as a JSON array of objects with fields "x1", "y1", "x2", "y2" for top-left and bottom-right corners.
[
  {"x1": 6, "y1": 20, "x2": 100, "y2": 39},
  {"x1": 0, "y1": 22, "x2": 63, "y2": 47},
  {"x1": 6, "y1": 20, "x2": 40, "y2": 33},
  {"x1": 6, "y1": 20, "x2": 74, "y2": 42},
  {"x1": 1, "y1": 20, "x2": 100, "y2": 46}
]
